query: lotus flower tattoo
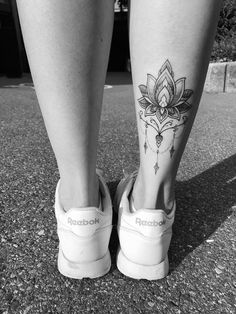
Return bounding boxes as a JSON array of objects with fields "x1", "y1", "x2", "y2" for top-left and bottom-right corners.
[
  {"x1": 138, "y1": 60, "x2": 193, "y2": 174},
  {"x1": 138, "y1": 60, "x2": 193, "y2": 123}
]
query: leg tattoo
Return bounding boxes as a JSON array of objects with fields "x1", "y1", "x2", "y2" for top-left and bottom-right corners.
[{"x1": 138, "y1": 60, "x2": 193, "y2": 174}]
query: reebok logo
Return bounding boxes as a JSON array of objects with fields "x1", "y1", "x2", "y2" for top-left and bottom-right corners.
[
  {"x1": 135, "y1": 218, "x2": 166, "y2": 226},
  {"x1": 68, "y1": 217, "x2": 99, "y2": 226}
]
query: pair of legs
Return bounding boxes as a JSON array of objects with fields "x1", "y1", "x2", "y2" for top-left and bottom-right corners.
[{"x1": 16, "y1": 0, "x2": 222, "y2": 212}]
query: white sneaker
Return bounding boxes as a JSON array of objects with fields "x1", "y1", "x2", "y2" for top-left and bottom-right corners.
[
  {"x1": 54, "y1": 171, "x2": 113, "y2": 279},
  {"x1": 115, "y1": 172, "x2": 175, "y2": 280}
]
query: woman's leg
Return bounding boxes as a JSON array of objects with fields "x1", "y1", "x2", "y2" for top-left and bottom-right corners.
[
  {"x1": 16, "y1": 0, "x2": 114, "y2": 211},
  {"x1": 129, "y1": 0, "x2": 222, "y2": 211}
]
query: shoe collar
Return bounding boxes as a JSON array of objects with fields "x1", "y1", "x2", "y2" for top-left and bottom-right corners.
[
  {"x1": 55, "y1": 171, "x2": 112, "y2": 218},
  {"x1": 120, "y1": 173, "x2": 176, "y2": 219}
]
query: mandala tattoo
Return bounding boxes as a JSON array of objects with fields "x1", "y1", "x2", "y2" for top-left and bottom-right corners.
[{"x1": 138, "y1": 60, "x2": 193, "y2": 174}]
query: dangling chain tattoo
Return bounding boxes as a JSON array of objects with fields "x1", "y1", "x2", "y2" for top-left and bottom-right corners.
[{"x1": 138, "y1": 60, "x2": 193, "y2": 174}]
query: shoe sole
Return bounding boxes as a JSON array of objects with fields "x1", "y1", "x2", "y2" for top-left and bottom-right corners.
[
  {"x1": 58, "y1": 247, "x2": 111, "y2": 279},
  {"x1": 117, "y1": 247, "x2": 169, "y2": 280}
]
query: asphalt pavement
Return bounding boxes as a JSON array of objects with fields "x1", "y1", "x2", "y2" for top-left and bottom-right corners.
[{"x1": 0, "y1": 73, "x2": 236, "y2": 314}]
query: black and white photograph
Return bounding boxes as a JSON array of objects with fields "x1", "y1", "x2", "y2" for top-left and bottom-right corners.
[{"x1": 0, "y1": 0, "x2": 235, "y2": 313}]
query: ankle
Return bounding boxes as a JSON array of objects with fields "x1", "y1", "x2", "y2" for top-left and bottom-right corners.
[
  {"x1": 59, "y1": 174, "x2": 100, "y2": 211},
  {"x1": 132, "y1": 171, "x2": 175, "y2": 213}
]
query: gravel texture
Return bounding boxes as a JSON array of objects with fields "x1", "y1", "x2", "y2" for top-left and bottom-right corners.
[{"x1": 0, "y1": 73, "x2": 236, "y2": 314}]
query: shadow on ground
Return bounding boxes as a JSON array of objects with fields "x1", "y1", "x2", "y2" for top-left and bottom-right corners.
[
  {"x1": 0, "y1": 74, "x2": 33, "y2": 88},
  {"x1": 105, "y1": 72, "x2": 132, "y2": 86},
  {"x1": 0, "y1": 72, "x2": 132, "y2": 88},
  {"x1": 108, "y1": 153, "x2": 236, "y2": 270}
]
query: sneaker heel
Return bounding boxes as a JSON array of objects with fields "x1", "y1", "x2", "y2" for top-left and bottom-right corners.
[
  {"x1": 117, "y1": 248, "x2": 169, "y2": 280},
  {"x1": 58, "y1": 247, "x2": 111, "y2": 279}
]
